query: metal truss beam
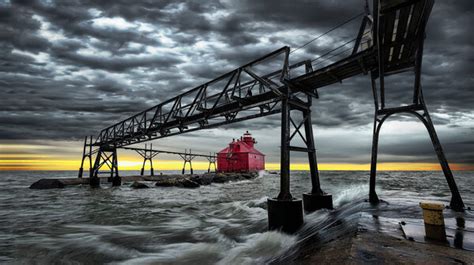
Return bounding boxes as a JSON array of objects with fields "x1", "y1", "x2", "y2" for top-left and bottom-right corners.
[{"x1": 94, "y1": 47, "x2": 296, "y2": 148}]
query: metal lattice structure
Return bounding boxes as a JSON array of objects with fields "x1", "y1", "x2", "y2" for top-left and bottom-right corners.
[
  {"x1": 95, "y1": 47, "x2": 292, "y2": 147},
  {"x1": 122, "y1": 145, "x2": 218, "y2": 175},
  {"x1": 79, "y1": 0, "x2": 465, "y2": 214}
]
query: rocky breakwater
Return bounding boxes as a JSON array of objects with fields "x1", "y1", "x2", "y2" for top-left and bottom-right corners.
[
  {"x1": 154, "y1": 172, "x2": 258, "y2": 189},
  {"x1": 29, "y1": 172, "x2": 259, "y2": 189}
]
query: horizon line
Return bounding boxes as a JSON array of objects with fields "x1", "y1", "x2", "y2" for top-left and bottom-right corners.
[{"x1": 1, "y1": 162, "x2": 473, "y2": 172}]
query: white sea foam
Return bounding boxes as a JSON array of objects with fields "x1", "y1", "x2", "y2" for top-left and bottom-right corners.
[
  {"x1": 116, "y1": 242, "x2": 224, "y2": 265},
  {"x1": 218, "y1": 231, "x2": 297, "y2": 265},
  {"x1": 333, "y1": 184, "x2": 369, "y2": 207},
  {"x1": 116, "y1": 231, "x2": 296, "y2": 265}
]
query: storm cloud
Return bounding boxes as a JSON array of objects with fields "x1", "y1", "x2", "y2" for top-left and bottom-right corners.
[{"x1": 0, "y1": 0, "x2": 472, "y2": 164}]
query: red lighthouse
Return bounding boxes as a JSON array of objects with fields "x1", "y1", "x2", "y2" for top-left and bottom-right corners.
[{"x1": 217, "y1": 131, "x2": 265, "y2": 172}]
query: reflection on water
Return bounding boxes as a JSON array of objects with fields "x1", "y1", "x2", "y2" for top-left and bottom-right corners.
[{"x1": 0, "y1": 170, "x2": 472, "y2": 264}]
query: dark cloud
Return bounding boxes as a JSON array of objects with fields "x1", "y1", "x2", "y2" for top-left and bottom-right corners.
[
  {"x1": 51, "y1": 49, "x2": 184, "y2": 72},
  {"x1": 0, "y1": 0, "x2": 472, "y2": 164}
]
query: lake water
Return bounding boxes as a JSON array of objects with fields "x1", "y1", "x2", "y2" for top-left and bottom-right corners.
[{"x1": 0, "y1": 170, "x2": 472, "y2": 264}]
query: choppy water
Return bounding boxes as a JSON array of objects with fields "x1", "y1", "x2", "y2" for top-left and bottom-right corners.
[{"x1": 0, "y1": 170, "x2": 472, "y2": 264}]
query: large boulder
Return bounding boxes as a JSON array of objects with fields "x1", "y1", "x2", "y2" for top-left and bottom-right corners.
[
  {"x1": 190, "y1": 175, "x2": 212, "y2": 185},
  {"x1": 155, "y1": 179, "x2": 182, "y2": 187},
  {"x1": 130, "y1": 181, "x2": 149, "y2": 189},
  {"x1": 210, "y1": 172, "x2": 258, "y2": 183},
  {"x1": 231, "y1": 174, "x2": 246, "y2": 181},
  {"x1": 30, "y1": 179, "x2": 65, "y2": 189},
  {"x1": 181, "y1": 178, "x2": 200, "y2": 188},
  {"x1": 155, "y1": 178, "x2": 200, "y2": 188},
  {"x1": 212, "y1": 173, "x2": 228, "y2": 183},
  {"x1": 241, "y1": 173, "x2": 256, "y2": 179}
]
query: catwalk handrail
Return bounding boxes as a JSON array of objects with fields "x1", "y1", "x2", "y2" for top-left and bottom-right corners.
[{"x1": 121, "y1": 147, "x2": 215, "y2": 158}]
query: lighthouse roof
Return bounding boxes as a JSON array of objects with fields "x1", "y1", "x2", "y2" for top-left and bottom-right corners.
[{"x1": 217, "y1": 139, "x2": 264, "y2": 156}]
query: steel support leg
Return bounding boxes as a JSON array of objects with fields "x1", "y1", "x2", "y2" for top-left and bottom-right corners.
[
  {"x1": 181, "y1": 152, "x2": 194, "y2": 175},
  {"x1": 150, "y1": 159, "x2": 154, "y2": 176},
  {"x1": 368, "y1": 106, "x2": 465, "y2": 211},
  {"x1": 88, "y1": 136, "x2": 92, "y2": 178},
  {"x1": 140, "y1": 159, "x2": 145, "y2": 176},
  {"x1": 111, "y1": 148, "x2": 121, "y2": 186},
  {"x1": 369, "y1": 114, "x2": 381, "y2": 204},
  {"x1": 78, "y1": 159, "x2": 84, "y2": 178},
  {"x1": 421, "y1": 109, "x2": 464, "y2": 211},
  {"x1": 268, "y1": 97, "x2": 303, "y2": 233},
  {"x1": 278, "y1": 97, "x2": 291, "y2": 200},
  {"x1": 304, "y1": 110, "x2": 322, "y2": 195},
  {"x1": 90, "y1": 148, "x2": 102, "y2": 188},
  {"x1": 78, "y1": 136, "x2": 87, "y2": 178},
  {"x1": 90, "y1": 146, "x2": 120, "y2": 187},
  {"x1": 207, "y1": 154, "x2": 217, "y2": 173},
  {"x1": 302, "y1": 109, "x2": 333, "y2": 212},
  {"x1": 140, "y1": 156, "x2": 155, "y2": 176}
]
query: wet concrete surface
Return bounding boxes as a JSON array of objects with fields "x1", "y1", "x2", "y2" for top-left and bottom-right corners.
[{"x1": 285, "y1": 212, "x2": 474, "y2": 264}]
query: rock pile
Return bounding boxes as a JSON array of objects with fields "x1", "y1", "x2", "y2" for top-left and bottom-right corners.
[
  {"x1": 155, "y1": 172, "x2": 257, "y2": 188},
  {"x1": 30, "y1": 179, "x2": 65, "y2": 189},
  {"x1": 29, "y1": 172, "x2": 259, "y2": 189},
  {"x1": 130, "y1": 181, "x2": 149, "y2": 189}
]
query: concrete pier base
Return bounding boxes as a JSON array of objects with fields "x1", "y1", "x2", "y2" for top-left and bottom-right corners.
[
  {"x1": 268, "y1": 198, "x2": 304, "y2": 233},
  {"x1": 112, "y1": 177, "x2": 122, "y2": 187},
  {"x1": 90, "y1": 177, "x2": 100, "y2": 188},
  {"x1": 303, "y1": 193, "x2": 333, "y2": 212}
]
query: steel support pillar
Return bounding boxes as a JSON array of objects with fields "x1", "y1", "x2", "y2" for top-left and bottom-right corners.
[
  {"x1": 141, "y1": 159, "x2": 154, "y2": 176},
  {"x1": 180, "y1": 150, "x2": 195, "y2": 175},
  {"x1": 136, "y1": 144, "x2": 158, "y2": 176},
  {"x1": 369, "y1": 105, "x2": 465, "y2": 211},
  {"x1": 279, "y1": 97, "x2": 291, "y2": 201},
  {"x1": 78, "y1": 136, "x2": 93, "y2": 178},
  {"x1": 90, "y1": 149, "x2": 102, "y2": 188},
  {"x1": 110, "y1": 149, "x2": 121, "y2": 186},
  {"x1": 302, "y1": 107, "x2": 333, "y2": 212},
  {"x1": 90, "y1": 145, "x2": 120, "y2": 187},
  {"x1": 207, "y1": 153, "x2": 217, "y2": 173},
  {"x1": 421, "y1": 106, "x2": 465, "y2": 211},
  {"x1": 268, "y1": 96, "x2": 303, "y2": 234},
  {"x1": 369, "y1": 109, "x2": 380, "y2": 204}
]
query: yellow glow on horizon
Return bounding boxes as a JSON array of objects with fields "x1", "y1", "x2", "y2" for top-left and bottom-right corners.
[
  {"x1": 2, "y1": 143, "x2": 473, "y2": 171},
  {"x1": 1, "y1": 157, "x2": 473, "y2": 171}
]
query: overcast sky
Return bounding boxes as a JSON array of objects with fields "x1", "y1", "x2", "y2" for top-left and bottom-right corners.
[{"x1": 0, "y1": 0, "x2": 473, "y2": 168}]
